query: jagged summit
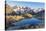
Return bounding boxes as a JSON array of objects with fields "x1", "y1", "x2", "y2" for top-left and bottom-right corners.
[{"x1": 13, "y1": 5, "x2": 44, "y2": 14}]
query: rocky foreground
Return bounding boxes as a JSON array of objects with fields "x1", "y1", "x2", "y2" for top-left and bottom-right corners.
[
  {"x1": 6, "y1": 14, "x2": 32, "y2": 29},
  {"x1": 6, "y1": 14, "x2": 32, "y2": 23}
]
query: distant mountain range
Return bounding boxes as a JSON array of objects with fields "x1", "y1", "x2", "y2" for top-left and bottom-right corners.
[
  {"x1": 6, "y1": 4, "x2": 45, "y2": 15},
  {"x1": 13, "y1": 6, "x2": 45, "y2": 15}
]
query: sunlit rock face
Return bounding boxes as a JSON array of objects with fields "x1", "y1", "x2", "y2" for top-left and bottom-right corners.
[{"x1": 5, "y1": 4, "x2": 14, "y2": 14}]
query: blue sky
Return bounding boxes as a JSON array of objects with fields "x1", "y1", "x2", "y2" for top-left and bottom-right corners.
[{"x1": 6, "y1": 1, "x2": 44, "y2": 9}]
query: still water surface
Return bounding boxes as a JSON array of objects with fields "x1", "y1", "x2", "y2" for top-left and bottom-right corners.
[{"x1": 7, "y1": 18, "x2": 44, "y2": 30}]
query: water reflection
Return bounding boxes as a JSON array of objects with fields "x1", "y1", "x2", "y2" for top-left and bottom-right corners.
[{"x1": 7, "y1": 18, "x2": 43, "y2": 30}]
